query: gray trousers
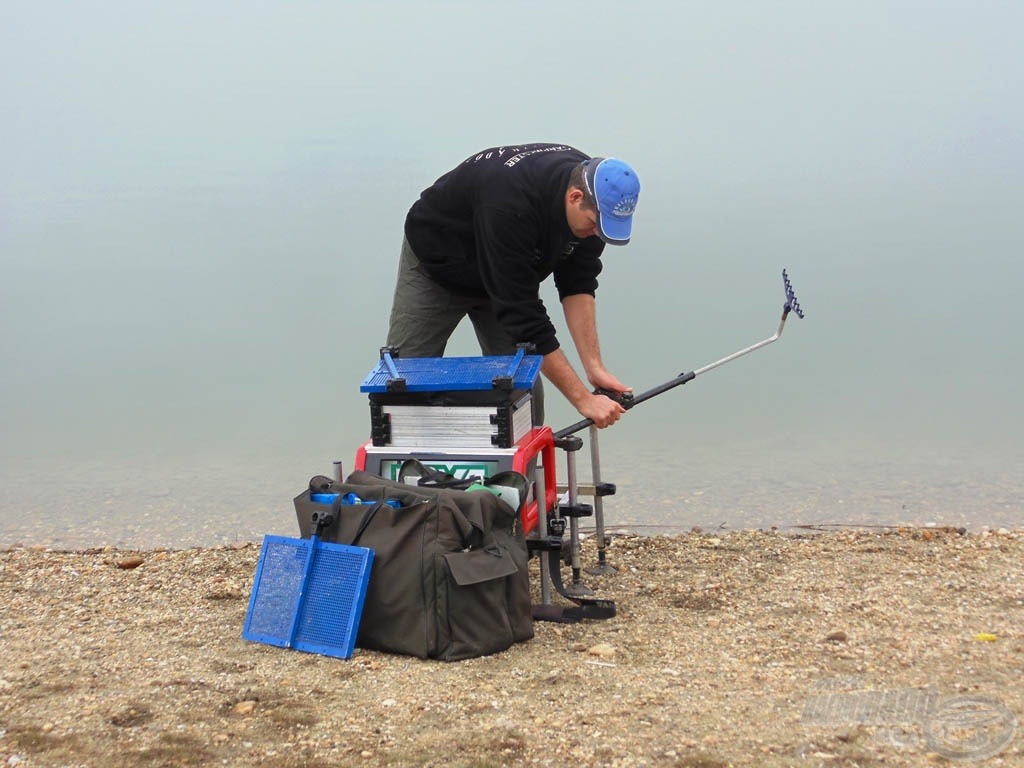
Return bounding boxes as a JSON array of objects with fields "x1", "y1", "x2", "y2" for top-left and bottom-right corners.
[{"x1": 386, "y1": 237, "x2": 545, "y2": 424}]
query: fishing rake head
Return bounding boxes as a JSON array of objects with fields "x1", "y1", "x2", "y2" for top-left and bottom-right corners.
[{"x1": 782, "y1": 269, "x2": 805, "y2": 319}]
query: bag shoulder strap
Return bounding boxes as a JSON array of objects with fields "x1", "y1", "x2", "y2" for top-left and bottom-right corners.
[{"x1": 347, "y1": 501, "x2": 385, "y2": 547}]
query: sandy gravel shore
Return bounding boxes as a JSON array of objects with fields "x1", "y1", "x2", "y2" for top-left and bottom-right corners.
[{"x1": 2, "y1": 528, "x2": 1022, "y2": 768}]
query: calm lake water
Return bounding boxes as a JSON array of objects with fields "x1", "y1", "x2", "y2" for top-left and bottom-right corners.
[
  {"x1": 1, "y1": 427, "x2": 1019, "y2": 550},
  {"x1": 2, "y1": 3, "x2": 1022, "y2": 548}
]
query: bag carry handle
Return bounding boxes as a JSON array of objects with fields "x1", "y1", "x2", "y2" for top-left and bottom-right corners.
[{"x1": 409, "y1": 462, "x2": 480, "y2": 491}]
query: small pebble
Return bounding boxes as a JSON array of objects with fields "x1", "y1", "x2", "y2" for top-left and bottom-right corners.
[
  {"x1": 588, "y1": 643, "x2": 616, "y2": 659},
  {"x1": 232, "y1": 700, "x2": 257, "y2": 716}
]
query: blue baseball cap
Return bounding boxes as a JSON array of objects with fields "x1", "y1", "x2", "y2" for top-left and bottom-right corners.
[{"x1": 582, "y1": 157, "x2": 641, "y2": 245}]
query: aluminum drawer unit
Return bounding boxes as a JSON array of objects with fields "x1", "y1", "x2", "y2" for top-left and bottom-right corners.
[{"x1": 360, "y1": 352, "x2": 543, "y2": 450}]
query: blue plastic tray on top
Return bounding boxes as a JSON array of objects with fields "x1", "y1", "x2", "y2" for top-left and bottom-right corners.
[{"x1": 360, "y1": 351, "x2": 542, "y2": 394}]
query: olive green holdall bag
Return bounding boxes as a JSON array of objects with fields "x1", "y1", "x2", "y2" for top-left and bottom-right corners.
[{"x1": 294, "y1": 470, "x2": 533, "y2": 661}]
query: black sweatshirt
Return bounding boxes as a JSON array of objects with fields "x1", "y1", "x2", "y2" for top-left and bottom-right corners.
[{"x1": 403, "y1": 143, "x2": 605, "y2": 356}]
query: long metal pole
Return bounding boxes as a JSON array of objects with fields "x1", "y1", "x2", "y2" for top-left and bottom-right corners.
[
  {"x1": 587, "y1": 425, "x2": 616, "y2": 575},
  {"x1": 534, "y1": 461, "x2": 551, "y2": 605}
]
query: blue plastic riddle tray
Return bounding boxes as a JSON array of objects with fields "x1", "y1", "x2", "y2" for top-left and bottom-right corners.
[
  {"x1": 360, "y1": 351, "x2": 542, "y2": 394},
  {"x1": 243, "y1": 535, "x2": 373, "y2": 660}
]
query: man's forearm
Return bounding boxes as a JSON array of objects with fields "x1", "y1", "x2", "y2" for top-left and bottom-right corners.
[
  {"x1": 540, "y1": 346, "x2": 626, "y2": 428},
  {"x1": 560, "y1": 292, "x2": 630, "y2": 395},
  {"x1": 540, "y1": 348, "x2": 591, "y2": 409},
  {"x1": 562, "y1": 293, "x2": 602, "y2": 377}
]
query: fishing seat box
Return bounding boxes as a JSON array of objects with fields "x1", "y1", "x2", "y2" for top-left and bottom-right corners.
[{"x1": 361, "y1": 353, "x2": 542, "y2": 450}]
